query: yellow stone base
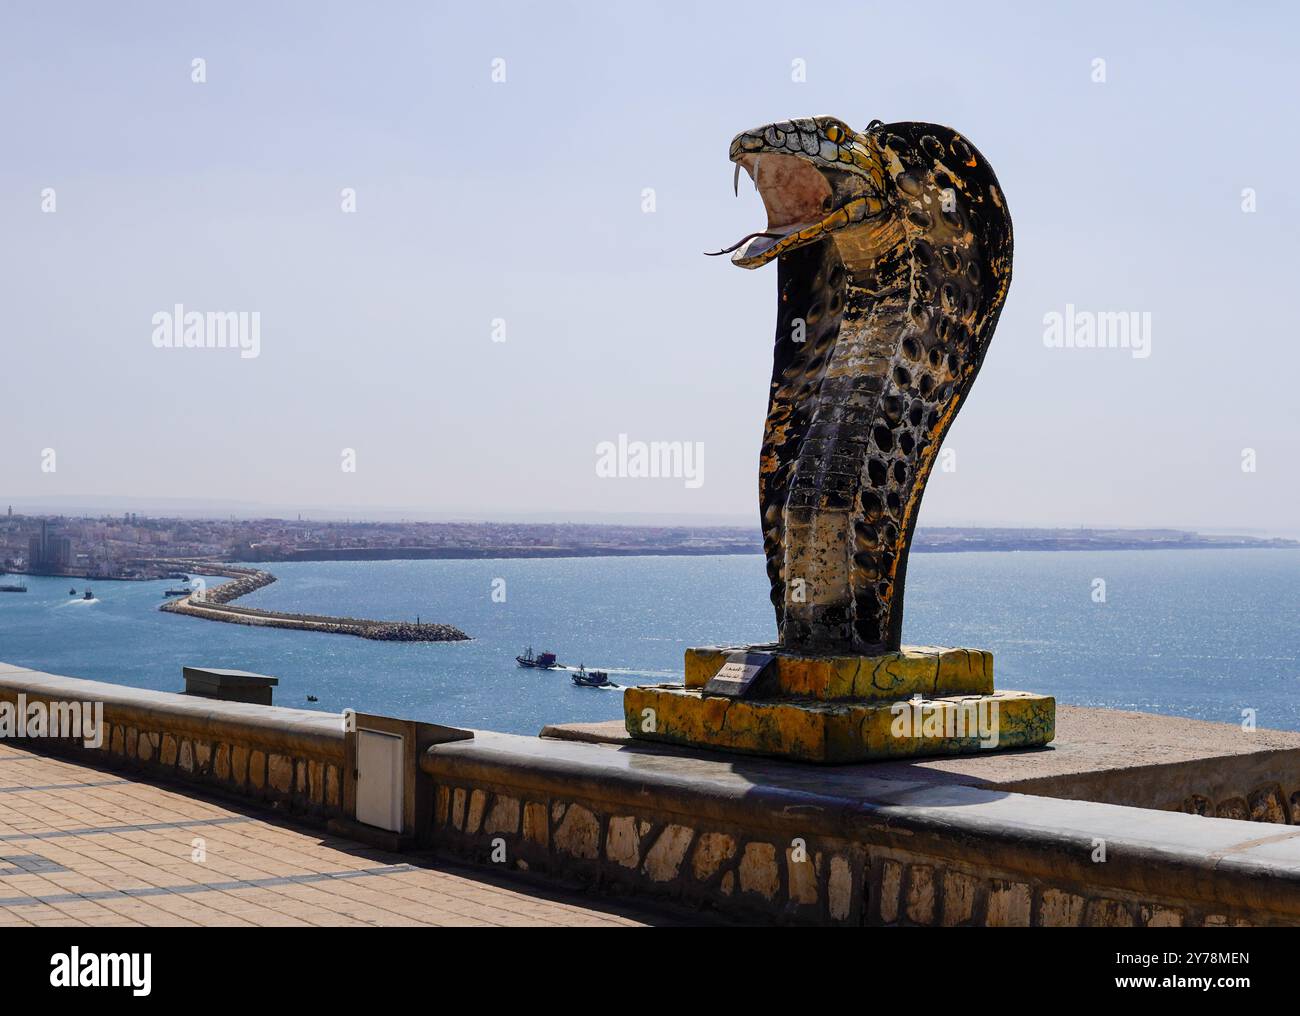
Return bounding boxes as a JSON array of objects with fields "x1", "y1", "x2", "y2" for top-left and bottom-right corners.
[
  {"x1": 623, "y1": 685, "x2": 1056, "y2": 764},
  {"x1": 684, "y1": 644, "x2": 994, "y2": 701}
]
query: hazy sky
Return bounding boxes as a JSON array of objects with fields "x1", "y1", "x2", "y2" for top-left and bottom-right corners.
[{"x1": 2, "y1": 1, "x2": 1297, "y2": 532}]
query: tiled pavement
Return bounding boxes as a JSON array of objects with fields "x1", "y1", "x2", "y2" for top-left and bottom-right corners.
[{"x1": 0, "y1": 742, "x2": 700, "y2": 927}]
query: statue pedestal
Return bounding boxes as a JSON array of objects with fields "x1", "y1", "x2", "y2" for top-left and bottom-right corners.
[{"x1": 623, "y1": 645, "x2": 1055, "y2": 764}]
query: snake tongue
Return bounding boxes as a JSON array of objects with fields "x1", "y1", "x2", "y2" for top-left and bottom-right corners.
[{"x1": 730, "y1": 222, "x2": 812, "y2": 265}]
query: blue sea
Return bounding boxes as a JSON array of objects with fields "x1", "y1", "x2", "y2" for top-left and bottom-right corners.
[{"x1": 1, "y1": 550, "x2": 1297, "y2": 735}]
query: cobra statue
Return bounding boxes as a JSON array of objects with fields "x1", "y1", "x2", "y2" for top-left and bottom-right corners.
[{"x1": 710, "y1": 117, "x2": 1013, "y2": 656}]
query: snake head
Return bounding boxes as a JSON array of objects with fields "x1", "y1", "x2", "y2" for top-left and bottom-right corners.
[{"x1": 716, "y1": 116, "x2": 889, "y2": 269}]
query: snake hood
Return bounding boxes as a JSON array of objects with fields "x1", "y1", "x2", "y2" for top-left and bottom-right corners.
[{"x1": 716, "y1": 115, "x2": 1014, "y2": 654}]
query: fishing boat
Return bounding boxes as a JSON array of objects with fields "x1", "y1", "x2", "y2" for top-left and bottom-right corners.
[
  {"x1": 82, "y1": 589, "x2": 94, "y2": 600},
  {"x1": 571, "y1": 665, "x2": 613, "y2": 688},
  {"x1": 516, "y1": 646, "x2": 560, "y2": 669}
]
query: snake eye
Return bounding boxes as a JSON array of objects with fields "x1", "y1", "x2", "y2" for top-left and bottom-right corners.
[{"x1": 826, "y1": 125, "x2": 845, "y2": 143}]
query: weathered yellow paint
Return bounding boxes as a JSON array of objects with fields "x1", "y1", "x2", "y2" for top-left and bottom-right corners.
[
  {"x1": 624, "y1": 685, "x2": 1055, "y2": 764},
  {"x1": 683, "y1": 645, "x2": 993, "y2": 701}
]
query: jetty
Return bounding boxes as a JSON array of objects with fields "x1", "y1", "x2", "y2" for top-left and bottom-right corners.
[{"x1": 157, "y1": 562, "x2": 468, "y2": 642}]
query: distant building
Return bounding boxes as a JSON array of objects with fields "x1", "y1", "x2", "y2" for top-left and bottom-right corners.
[{"x1": 28, "y1": 520, "x2": 73, "y2": 572}]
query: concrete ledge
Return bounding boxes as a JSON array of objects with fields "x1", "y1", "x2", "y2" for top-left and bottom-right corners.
[
  {"x1": 0, "y1": 663, "x2": 342, "y2": 757},
  {"x1": 546, "y1": 707, "x2": 1300, "y2": 818},
  {"x1": 0, "y1": 662, "x2": 345, "y2": 821},
  {"x1": 421, "y1": 728, "x2": 1300, "y2": 926}
]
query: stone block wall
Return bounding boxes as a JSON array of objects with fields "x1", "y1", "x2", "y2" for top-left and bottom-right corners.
[
  {"x1": 1007, "y1": 770, "x2": 1300, "y2": 828},
  {"x1": 865, "y1": 852, "x2": 1247, "y2": 927},
  {"x1": 423, "y1": 774, "x2": 1298, "y2": 926},
  {"x1": 1181, "y1": 784, "x2": 1296, "y2": 823},
  {"x1": 0, "y1": 665, "x2": 346, "y2": 823},
  {"x1": 81, "y1": 718, "x2": 345, "y2": 820}
]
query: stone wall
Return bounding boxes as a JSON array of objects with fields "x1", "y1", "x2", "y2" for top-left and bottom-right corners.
[
  {"x1": 962, "y1": 708, "x2": 1300, "y2": 825},
  {"x1": 1182, "y1": 785, "x2": 1294, "y2": 822},
  {"x1": 0, "y1": 664, "x2": 346, "y2": 822},
  {"x1": 419, "y1": 732, "x2": 1300, "y2": 927},
  {"x1": 8, "y1": 662, "x2": 1300, "y2": 927},
  {"x1": 425, "y1": 779, "x2": 1285, "y2": 925},
  {"x1": 85, "y1": 716, "x2": 345, "y2": 820}
]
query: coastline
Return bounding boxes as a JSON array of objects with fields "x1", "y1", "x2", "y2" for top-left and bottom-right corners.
[
  {"x1": 235, "y1": 540, "x2": 1298, "y2": 564},
  {"x1": 14, "y1": 539, "x2": 1291, "y2": 586},
  {"x1": 7, "y1": 528, "x2": 1295, "y2": 584},
  {"x1": 157, "y1": 562, "x2": 469, "y2": 642}
]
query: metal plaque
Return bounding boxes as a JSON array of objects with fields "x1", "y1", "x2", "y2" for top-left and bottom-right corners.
[{"x1": 702, "y1": 650, "x2": 777, "y2": 699}]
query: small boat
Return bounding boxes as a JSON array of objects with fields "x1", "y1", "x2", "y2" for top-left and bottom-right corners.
[
  {"x1": 306, "y1": 695, "x2": 319, "y2": 703},
  {"x1": 516, "y1": 646, "x2": 560, "y2": 669},
  {"x1": 0, "y1": 583, "x2": 27, "y2": 593},
  {"x1": 571, "y1": 665, "x2": 613, "y2": 688},
  {"x1": 82, "y1": 589, "x2": 94, "y2": 600},
  {"x1": 69, "y1": 587, "x2": 77, "y2": 595}
]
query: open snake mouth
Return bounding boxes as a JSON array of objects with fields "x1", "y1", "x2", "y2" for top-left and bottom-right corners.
[{"x1": 709, "y1": 121, "x2": 888, "y2": 269}]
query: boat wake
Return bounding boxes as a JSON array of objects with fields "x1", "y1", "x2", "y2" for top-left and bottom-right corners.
[{"x1": 554, "y1": 666, "x2": 674, "y2": 679}]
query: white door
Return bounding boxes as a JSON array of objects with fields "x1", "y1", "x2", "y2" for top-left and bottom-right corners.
[{"x1": 356, "y1": 729, "x2": 403, "y2": 832}]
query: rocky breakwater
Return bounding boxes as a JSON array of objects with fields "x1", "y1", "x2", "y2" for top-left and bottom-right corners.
[
  {"x1": 360, "y1": 621, "x2": 467, "y2": 642},
  {"x1": 158, "y1": 562, "x2": 469, "y2": 642}
]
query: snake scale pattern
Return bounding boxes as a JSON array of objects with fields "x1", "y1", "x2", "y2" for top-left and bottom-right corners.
[{"x1": 718, "y1": 116, "x2": 1013, "y2": 655}]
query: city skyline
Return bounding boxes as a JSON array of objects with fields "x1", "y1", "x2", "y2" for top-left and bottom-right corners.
[
  {"x1": 4, "y1": 507, "x2": 1292, "y2": 585},
  {"x1": 3, "y1": 494, "x2": 1297, "y2": 539}
]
